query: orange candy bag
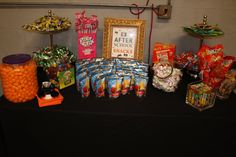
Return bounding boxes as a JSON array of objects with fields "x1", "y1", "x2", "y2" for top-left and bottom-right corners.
[{"x1": 152, "y1": 42, "x2": 176, "y2": 64}]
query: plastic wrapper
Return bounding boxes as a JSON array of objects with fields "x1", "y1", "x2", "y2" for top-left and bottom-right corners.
[
  {"x1": 95, "y1": 75, "x2": 106, "y2": 98},
  {"x1": 76, "y1": 71, "x2": 87, "y2": 91},
  {"x1": 197, "y1": 44, "x2": 224, "y2": 70},
  {"x1": 107, "y1": 75, "x2": 122, "y2": 98},
  {"x1": 134, "y1": 76, "x2": 148, "y2": 97},
  {"x1": 79, "y1": 76, "x2": 90, "y2": 98},
  {"x1": 217, "y1": 69, "x2": 236, "y2": 99},
  {"x1": 152, "y1": 42, "x2": 176, "y2": 64},
  {"x1": 75, "y1": 58, "x2": 149, "y2": 98},
  {"x1": 91, "y1": 71, "x2": 103, "y2": 92},
  {"x1": 121, "y1": 74, "x2": 131, "y2": 95},
  {"x1": 197, "y1": 44, "x2": 235, "y2": 88}
]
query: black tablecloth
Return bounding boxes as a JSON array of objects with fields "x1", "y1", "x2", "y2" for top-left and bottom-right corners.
[{"x1": 0, "y1": 69, "x2": 236, "y2": 156}]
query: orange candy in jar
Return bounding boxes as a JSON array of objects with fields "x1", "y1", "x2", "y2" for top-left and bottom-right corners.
[{"x1": 0, "y1": 54, "x2": 38, "y2": 103}]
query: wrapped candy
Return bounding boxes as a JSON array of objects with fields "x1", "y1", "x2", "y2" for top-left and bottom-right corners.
[
  {"x1": 23, "y1": 10, "x2": 71, "y2": 32},
  {"x1": 197, "y1": 44, "x2": 235, "y2": 88},
  {"x1": 153, "y1": 62, "x2": 173, "y2": 79},
  {"x1": 175, "y1": 52, "x2": 197, "y2": 69},
  {"x1": 152, "y1": 60, "x2": 182, "y2": 92},
  {"x1": 33, "y1": 46, "x2": 76, "y2": 70},
  {"x1": 75, "y1": 11, "x2": 98, "y2": 33},
  {"x1": 152, "y1": 68, "x2": 182, "y2": 92}
]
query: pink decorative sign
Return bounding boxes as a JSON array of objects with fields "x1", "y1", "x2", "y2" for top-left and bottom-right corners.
[{"x1": 78, "y1": 32, "x2": 96, "y2": 59}]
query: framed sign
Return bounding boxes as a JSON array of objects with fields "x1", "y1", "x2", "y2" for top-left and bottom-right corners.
[{"x1": 103, "y1": 18, "x2": 145, "y2": 60}]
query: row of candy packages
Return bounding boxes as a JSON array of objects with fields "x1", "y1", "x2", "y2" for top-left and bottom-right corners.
[{"x1": 75, "y1": 58, "x2": 149, "y2": 98}]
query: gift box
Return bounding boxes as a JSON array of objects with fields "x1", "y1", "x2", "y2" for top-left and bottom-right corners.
[
  {"x1": 186, "y1": 81, "x2": 216, "y2": 111},
  {"x1": 47, "y1": 63, "x2": 75, "y2": 89},
  {"x1": 37, "y1": 89, "x2": 64, "y2": 107}
]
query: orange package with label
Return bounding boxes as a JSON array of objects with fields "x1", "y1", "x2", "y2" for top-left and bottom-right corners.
[{"x1": 152, "y1": 42, "x2": 176, "y2": 64}]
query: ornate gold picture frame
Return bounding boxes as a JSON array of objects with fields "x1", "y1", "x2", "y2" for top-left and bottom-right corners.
[{"x1": 103, "y1": 18, "x2": 145, "y2": 60}]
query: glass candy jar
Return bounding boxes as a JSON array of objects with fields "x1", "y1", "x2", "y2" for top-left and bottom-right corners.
[{"x1": 0, "y1": 54, "x2": 38, "y2": 103}]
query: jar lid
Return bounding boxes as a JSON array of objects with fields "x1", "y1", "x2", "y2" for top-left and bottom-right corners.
[{"x1": 2, "y1": 54, "x2": 31, "y2": 64}]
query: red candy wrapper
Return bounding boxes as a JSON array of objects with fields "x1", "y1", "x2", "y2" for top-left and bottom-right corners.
[
  {"x1": 152, "y1": 42, "x2": 176, "y2": 64},
  {"x1": 197, "y1": 44, "x2": 235, "y2": 88},
  {"x1": 197, "y1": 44, "x2": 224, "y2": 71}
]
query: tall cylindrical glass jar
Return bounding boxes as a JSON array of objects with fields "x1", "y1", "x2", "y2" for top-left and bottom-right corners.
[{"x1": 0, "y1": 54, "x2": 38, "y2": 103}]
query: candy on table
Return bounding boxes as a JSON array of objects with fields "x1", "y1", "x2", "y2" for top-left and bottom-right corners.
[
  {"x1": 183, "y1": 15, "x2": 224, "y2": 38},
  {"x1": 22, "y1": 10, "x2": 71, "y2": 32},
  {"x1": 0, "y1": 54, "x2": 38, "y2": 103},
  {"x1": 33, "y1": 46, "x2": 76, "y2": 70},
  {"x1": 75, "y1": 58, "x2": 149, "y2": 98},
  {"x1": 197, "y1": 44, "x2": 235, "y2": 88},
  {"x1": 152, "y1": 68, "x2": 182, "y2": 92},
  {"x1": 186, "y1": 81, "x2": 216, "y2": 111},
  {"x1": 153, "y1": 62, "x2": 173, "y2": 79}
]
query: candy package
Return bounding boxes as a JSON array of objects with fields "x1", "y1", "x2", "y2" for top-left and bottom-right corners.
[
  {"x1": 95, "y1": 75, "x2": 106, "y2": 98},
  {"x1": 121, "y1": 74, "x2": 131, "y2": 95},
  {"x1": 134, "y1": 76, "x2": 148, "y2": 97},
  {"x1": 152, "y1": 42, "x2": 176, "y2": 64},
  {"x1": 197, "y1": 44, "x2": 235, "y2": 88},
  {"x1": 175, "y1": 52, "x2": 198, "y2": 69},
  {"x1": 91, "y1": 71, "x2": 103, "y2": 92},
  {"x1": 76, "y1": 71, "x2": 87, "y2": 91},
  {"x1": 197, "y1": 44, "x2": 224, "y2": 70},
  {"x1": 186, "y1": 81, "x2": 216, "y2": 111},
  {"x1": 107, "y1": 75, "x2": 122, "y2": 98},
  {"x1": 75, "y1": 58, "x2": 149, "y2": 98},
  {"x1": 79, "y1": 76, "x2": 90, "y2": 98}
]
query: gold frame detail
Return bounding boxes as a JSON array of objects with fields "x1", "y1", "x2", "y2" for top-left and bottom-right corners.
[{"x1": 103, "y1": 18, "x2": 145, "y2": 60}]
